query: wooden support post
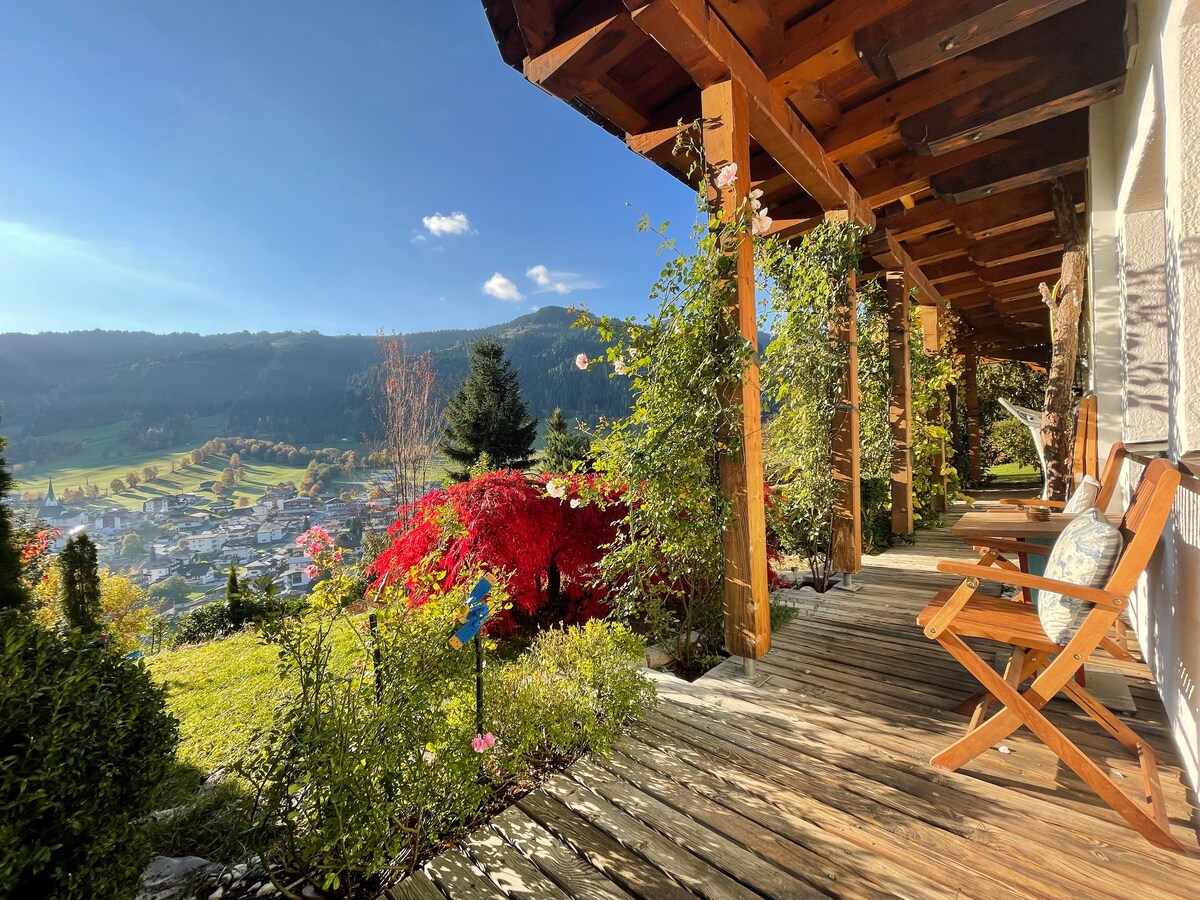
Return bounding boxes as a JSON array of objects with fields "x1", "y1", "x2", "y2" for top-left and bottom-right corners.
[
  {"x1": 701, "y1": 78, "x2": 771, "y2": 662},
  {"x1": 964, "y1": 352, "x2": 983, "y2": 484},
  {"x1": 831, "y1": 260, "x2": 862, "y2": 577},
  {"x1": 887, "y1": 271, "x2": 914, "y2": 535}
]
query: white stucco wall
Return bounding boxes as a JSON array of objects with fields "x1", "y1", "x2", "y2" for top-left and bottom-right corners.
[{"x1": 1089, "y1": 0, "x2": 1200, "y2": 793}]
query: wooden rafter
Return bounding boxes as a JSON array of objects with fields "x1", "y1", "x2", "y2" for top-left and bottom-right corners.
[{"x1": 625, "y1": 0, "x2": 876, "y2": 225}]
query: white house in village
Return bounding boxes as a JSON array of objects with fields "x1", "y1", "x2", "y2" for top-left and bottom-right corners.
[
  {"x1": 182, "y1": 531, "x2": 226, "y2": 554},
  {"x1": 1089, "y1": 0, "x2": 1200, "y2": 793},
  {"x1": 256, "y1": 522, "x2": 284, "y2": 544}
]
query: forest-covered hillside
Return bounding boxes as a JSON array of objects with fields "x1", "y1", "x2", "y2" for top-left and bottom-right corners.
[{"x1": 0, "y1": 307, "x2": 630, "y2": 460}]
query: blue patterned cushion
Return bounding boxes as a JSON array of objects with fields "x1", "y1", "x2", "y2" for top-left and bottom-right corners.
[
  {"x1": 1063, "y1": 475, "x2": 1101, "y2": 514},
  {"x1": 1037, "y1": 508, "x2": 1123, "y2": 645}
]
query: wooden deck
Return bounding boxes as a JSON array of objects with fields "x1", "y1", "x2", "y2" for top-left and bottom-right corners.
[{"x1": 394, "y1": 513, "x2": 1200, "y2": 899}]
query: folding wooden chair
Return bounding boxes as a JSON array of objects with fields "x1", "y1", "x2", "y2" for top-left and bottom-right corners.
[{"x1": 917, "y1": 458, "x2": 1184, "y2": 852}]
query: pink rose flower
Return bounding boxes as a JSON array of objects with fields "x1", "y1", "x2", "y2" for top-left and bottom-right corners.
[
  {"x1": 305, "y1": 563, "x2": 319, "y2": 579},
  {"x1": 715, "y1": 162, "x2": 738, "y2": 189},
  {"x1": 471, "y1": 732, "x2": 495, "y2": 753}
]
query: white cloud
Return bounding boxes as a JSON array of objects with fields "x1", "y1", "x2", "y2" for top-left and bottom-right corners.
[
  {"x1": 410, "y1": 233, "x2": 426, "y2": 244},
  {"x1": 422, "y1": 211, "x2": 473, "y2": 237},
  {"x1": 525, "y1": 264, "x2": 600, "y2": 294},
  {"x1": 482, "y1": 272, "x2": 523, "y2": 302}
]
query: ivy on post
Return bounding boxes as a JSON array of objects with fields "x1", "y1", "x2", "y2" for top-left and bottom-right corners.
[
  {"x1": 921, "y1": 306, "x2": 949, "y2": 512},
  {"x1": 963, "y1": 351, "x2": 983, "y2": 484},
  {"x1": 700, "y1": 77, "x2": 771, "y2": 667},
  {"x1": 827, "y1": 212, "x2": 862, "y2": 582},
  {"x1": 887, "y1": 271, "x2": 915, "y2": 535}
]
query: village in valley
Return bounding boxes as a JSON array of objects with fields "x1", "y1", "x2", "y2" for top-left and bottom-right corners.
[{"x1": 23, "y1": 466, "x2": 430, "y2": 620}]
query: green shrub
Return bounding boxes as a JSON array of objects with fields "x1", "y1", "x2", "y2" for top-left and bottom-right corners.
[
  {"x1": 488, "y1": 621, "x2": 655, "y2": 766},
  {"x1": 244, "y1": 587, "x2": 653, "y2": 894},
  {"x1": 0, "y1": 611, "x2": 179, "y2": 898}
]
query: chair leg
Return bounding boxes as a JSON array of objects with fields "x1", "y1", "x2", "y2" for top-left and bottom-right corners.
[
  {"x1": 933, "y1": 632, "x2": 1184, "y2": 853},
  {"x1": 1060, "y1": 679, "x2": 1155, "y2": 759},
  {"x1": 954, "y1": 649, "x2": 1044, "y2": 717},
  {"x1": 969, "y1": 647, "x2": 1027, "y2": 731}
]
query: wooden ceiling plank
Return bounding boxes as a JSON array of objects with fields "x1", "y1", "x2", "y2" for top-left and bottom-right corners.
[
  {"x1": 513, "y1": 0, "x2": 559, "y2": 57},
  {"x1": 626, "y1": 0, "x2": 874, "y2": 224},
  {"x1": 855, "y1": 131, "x2": 1024, "y2": 208},
  {"x1": 855, "y1": 0, "x2": 1087, "y2": 83},
  {"x1": 924, "y1": 256, "x2": 977, "y2": 284},
  {"x1": 977, "y1": 251, "x2": 1063, "y2": 287},
  {"x1": 953, "y1": 172, "x2": 1085, "y2": 239},
  {"x1": 707, "y1": 0, "x2": 778, "y2": 60},
  {"x1": 879, "y1": 199, "x2": 957, "y2": 240},
  {"x1": 763, "y1": 0, "x2": 909, "y2": 100},
  {"x1": 524, "y1": 2, "x2": 644, "y2": 95},
  {"x1": 906, "y1": 231, "x2": 970, "y2": 265},
  {"x1": 899, "y1": 0, "x2": 1128, "y2": 154},
  {"x1": 970, "y1": 222, "x2": 1064, "y2": 266},
  {"x1": 928, "y1": 110, "x2": 1088, "y2": 203}
]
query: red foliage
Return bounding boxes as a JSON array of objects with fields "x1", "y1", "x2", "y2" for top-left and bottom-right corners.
[{"x1": 370, "y1": 470, "x2": 626, "y2": 630}]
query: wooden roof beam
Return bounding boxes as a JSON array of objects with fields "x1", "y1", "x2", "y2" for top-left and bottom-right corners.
[
  {"x1": 900, "y1": 0, "x2": 1130, "y2": 154},
  {"x1": 978, "y1": 252, "x2": 1063, "y2": 287},
  {"x1": 626, "y1": 0, "x2": 875, "y2": 225},
  {"x1": 928, "y1": 110, "x2": 1089, "y2": 204},
  {"x1": 855, "y1": 0, "x2": 1087, "y2": 83},
  {"x1": 907, "y1": 231, "x2": 971, "y2": 265},
  {"x1": 880, "y1": 199, "x2": 956, "y2": 241},
  {"x1": 866, "y1": 228, "x2": 946, "y2": 308},
  {"x1": 707, "y1": 0, "x2": 778, "y2": 60}
]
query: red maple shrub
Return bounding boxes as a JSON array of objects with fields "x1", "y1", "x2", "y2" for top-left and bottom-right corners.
[{"x1": 370, "y1": 470, "x2": 626, "y2": 631}]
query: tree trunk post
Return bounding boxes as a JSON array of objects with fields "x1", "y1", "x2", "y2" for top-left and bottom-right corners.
[
  {"x1": 1041, "y1": 177, "x2": 1088, "y2": 500},
  {"x1": 887, "y1": 271, "x2": 915, "y2": 535},
  {"x1": 701, "y1": 78, "x2": 771, "y2": 663}
]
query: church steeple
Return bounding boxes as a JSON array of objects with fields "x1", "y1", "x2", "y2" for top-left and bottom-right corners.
[{"x1": 44, "y1": 477, "x2": 55, "y2": 504}]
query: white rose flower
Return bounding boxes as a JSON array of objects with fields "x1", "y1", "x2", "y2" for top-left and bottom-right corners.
[
  {"x1": 546, "y1": 480, "x2": 567, "y2": 499},
  {"x1": 714, "y1": 163, "x2": 738, "y2": 189}
]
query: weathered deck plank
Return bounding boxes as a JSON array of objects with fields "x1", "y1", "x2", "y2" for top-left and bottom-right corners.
[{"x1": 404, "y1": 509, "x2": 1200, "y2": 899}]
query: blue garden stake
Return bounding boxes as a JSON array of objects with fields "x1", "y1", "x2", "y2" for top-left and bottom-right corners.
[{"x1": 449, "y1": 575, "x2": 497, "y2": 734}]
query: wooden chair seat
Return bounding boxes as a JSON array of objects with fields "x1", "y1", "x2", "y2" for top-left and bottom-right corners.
[{"x1": 918, "y1": 590, "x2": 1061, "y2": 653}]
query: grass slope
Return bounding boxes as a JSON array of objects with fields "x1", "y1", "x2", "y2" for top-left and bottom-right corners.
[
  {"x1": 14, "y1": 421, "x2": 368, "y2": 511},
  {"x1": 146, "y1": 623, "x2": 363, "y2": 771}
]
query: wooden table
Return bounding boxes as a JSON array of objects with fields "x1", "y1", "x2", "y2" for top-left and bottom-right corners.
[{"x1": 949, "y1": 509, "x2": 1121, "y2": 541}]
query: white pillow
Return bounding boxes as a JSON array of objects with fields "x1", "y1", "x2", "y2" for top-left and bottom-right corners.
[
  {"x1": 1037, "y1": 508, "x2": 1123, "y2": 645},
  {"x1": 1063, "y1": 475, "x2": 1101, "y2": 514}
]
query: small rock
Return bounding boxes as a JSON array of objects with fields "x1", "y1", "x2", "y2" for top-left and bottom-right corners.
[
  {"x1": 255, "y1": 883, "x2": 278, "y2": 897},
  {"x1": 229, "y1": 863, "x2": 249, "y2": 882},
  {"x1": 997, "y1": 745, "x2": 1012, "y2": 754},
  {"x1": 137, "y1": 856, "x2": 220, "y2": 900},
  {"x1": 209, "y1": 887, "x2": 224, "y2": 900},
  {"x1": 302, "y1": 884, "x2": 322, "y2": 899}
]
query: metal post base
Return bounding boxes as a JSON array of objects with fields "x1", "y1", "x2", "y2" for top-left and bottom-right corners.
[{"x1": 743, "y1": 656, "x2": 757, "y2": 678}]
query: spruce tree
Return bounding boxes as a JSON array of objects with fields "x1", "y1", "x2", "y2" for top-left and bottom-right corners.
[
  {"x1": 226, "y1": 561, "x2": 244, "y2": 626},
  {"x1": 441, "y1": 337, "x2": 538, "y2": 481},
  {"x1": 59, "y1": 534, "x2": 102, "y2": 633},
  {"x1": 0, "y1": 428, "x2": 29, "y2": 611},
  {"x1": 541, "y1": 408, "x2": 594, "y2": 474}
]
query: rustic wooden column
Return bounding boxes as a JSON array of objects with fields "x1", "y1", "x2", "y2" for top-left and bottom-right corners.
[
  {"x1": 887, "y1": 272, "x2": 914, "y2": 535},
  {"x1": 831, "y1": 258, "x2": 862, "y2": 578},
  {"x1": 701, "y1": 78, "x2": 770, "y2": 663},
  {"x1": 963, "y1": 352, "x2": 982, "y2": 483}
]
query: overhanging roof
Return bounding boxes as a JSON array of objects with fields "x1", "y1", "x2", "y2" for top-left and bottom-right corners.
[{"x1": 481, "y1": 0, "x2": 1134, "y2": 353}]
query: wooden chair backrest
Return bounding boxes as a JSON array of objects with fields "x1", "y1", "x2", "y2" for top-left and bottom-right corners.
[
  {"x1": 1106, "y1": 458, "x2": 1180, "y2": 599},
  {"x1": 1094, "y1": 442, "x2": 1128, "y2": 511},
  {"x1": 1072, "y1": 394, "x2": 1099, "y2": 486}
]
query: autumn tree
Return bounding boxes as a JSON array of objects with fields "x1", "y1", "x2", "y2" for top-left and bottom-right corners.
[
  {"x1": 121, "y1": 533, "x2": 145, "y2": 557},
  {"x1": 441, "y1": 337, "x2": 537, "y2": 481},
  {"x1": 372, "y1": 335, "x2": 441, "y2": 514},
  {"x1": 110, "y1": 478, "x2": 126, "y2": 494},
  {"x1": 126, "y1": 471, "x2": 140, "y2": 488}
]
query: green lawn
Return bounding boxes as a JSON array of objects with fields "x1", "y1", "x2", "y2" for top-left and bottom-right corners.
[
  {"x1": 986, "y1": 461, "x2": 1043, "y2": 486},
  {"x1": 146, "y1": 622, "x2": 364, "y2": 772}
]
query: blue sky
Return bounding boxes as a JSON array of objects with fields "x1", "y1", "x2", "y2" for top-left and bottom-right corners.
[{"x1": 0, "y1": 2, "x2": 695, "y2": 336}]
